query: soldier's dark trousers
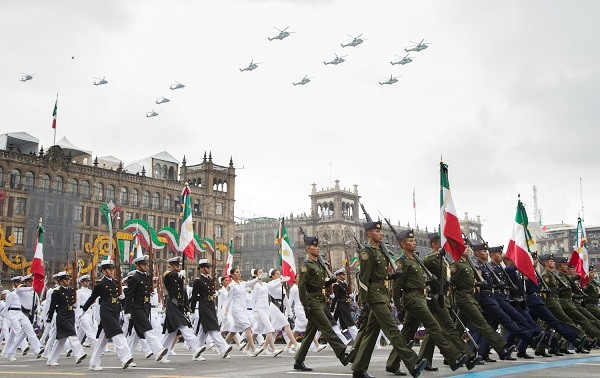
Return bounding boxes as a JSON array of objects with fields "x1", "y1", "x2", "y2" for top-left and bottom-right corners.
[{"x1": 294, "y1": 305, "x2": 347, "y2": 363}]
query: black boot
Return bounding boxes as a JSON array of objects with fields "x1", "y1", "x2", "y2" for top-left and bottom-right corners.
[
  {"x1": 498, "y1": 345, "x2": 516, "y2": 360},
  {"x1": 353, "y1": 372, "x2": 376, "y2": 378},
  {"x1": 341, "y1": 352, "x2": 351, "y2": 366},
  {"x1": 517, "y1": 352, "x2": 534, "y2": 359},
  {"x1": 345, "y1": 349, "x2": 357, "y2": 364},
  {"x1": 385, "y1": 366, "x2": 407, "y2": 376},
  {"x1": 424, "y1": 365, "x2": 439, "y2": 372},
  {"x1": 449, "y1": 355, "x2": 469, "y2": 371},
  {"x1": 408, "y1": 359, "x2": 428, "y2": 378},
  {"x1": 535, "y1": 350, "x2": 552, "y2": 357},
  {"x1": 465, "y1": 355, "x2": 481, "y2": 370},
  {"x1": 293, "y1": 361, "x2": 313, "y2": 371}
]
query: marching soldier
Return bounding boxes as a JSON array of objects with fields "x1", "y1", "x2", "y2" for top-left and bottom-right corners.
[
  {"x1": 46, "y1": 271, "x2": 87, "y2": 366},
  {"x1": 293, "y1": 235, "x2": 349, "y2": 372},
  {"x1": 351, "y1": 221, "x2": 427, "y2": 378},
  {"x1": 566, "y1": 264, "x2": 600, "y2": 329},
  {"x1": 124, "y1": 255, "x2": 168, "y2": 362},
  {"x1": 416, "y1": 233, "x2": 480, "y2": 371},
  {"x1": 75, "y1": 275, "x2": 97, "y2": 349},
  {"x1": 162, "y1": 256, "x2": 206, "y2": 360},
  {"x1": 331, "y1": 268, "x2": 359, "y2": 340},
  {"x1": 386, "y1": 229, "x2": 469, "y2": 375},
  {"x1": 190, "y1": 258, "x2": 233, "y2": 358},
  {"x1": 450, "y1": 246, "x2": 515, "y2": 361},
  {"x1": 583, "y1": 267, "x2": 600, "y2": 320},
  {"x1": 81, "y1": 259, "x2": 134, "y2": 371}
]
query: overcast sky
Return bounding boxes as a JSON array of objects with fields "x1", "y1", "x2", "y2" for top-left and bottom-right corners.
[{"x1": 1, "y1": 0, "x2": 599, "y2": 246}]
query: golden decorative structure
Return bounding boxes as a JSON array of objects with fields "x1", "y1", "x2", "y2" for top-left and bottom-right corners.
[{"x1": 0, "y1": 224, "x2": 32, "y2": 272}]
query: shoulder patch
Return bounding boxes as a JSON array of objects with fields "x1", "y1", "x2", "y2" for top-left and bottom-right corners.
[
  {"x1": 300, "y1": 266, "x2": 308, "y2": 273},
  {"x1": 397, "y1": 260, "x2": 404, "y2": 270},
  {"x1": 360, "y1": 251, "x2": 370, "y2": 261},
  {"x1": 543, "y1": 276, "x2": 551, "y2": 283},
  {"x1": 450, "y1": 264, "x2": 457, "y2": 273}
]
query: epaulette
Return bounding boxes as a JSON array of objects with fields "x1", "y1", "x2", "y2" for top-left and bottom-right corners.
[{"x1": 163, "y1": 270, "x2": 170, "y2": 278}]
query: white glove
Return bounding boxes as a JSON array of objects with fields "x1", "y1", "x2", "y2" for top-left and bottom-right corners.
[
  {"x1": 259, "y1": 272, "x2": 268, "y2": 280},
  {"x1": 281, "y1": 276, "x2": 291, "y2": 282},
  {"x1": 118, "y1": 294, "x2": 125, "y2": 300},
  {"x1": 179, "y1": 270, "x2": 187, "y2": 278},
  {"x1": 124, "y1": 313, "x2": 131, "y2": 320}
]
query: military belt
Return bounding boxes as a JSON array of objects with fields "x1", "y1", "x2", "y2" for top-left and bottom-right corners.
[
  {"x1": 481, "y1": 289, "x2": 495, "y2": 293},
  {"x1": 369, "y1": 279, "x2": 386, "y2": 284},
  {"x1": 403, "y1": 288, "x2": 426, "y2": 295},
  {"x1": 8, "y1": 307, "x2": 21, "y2": 311},
  {"x1": 201, "y1": 296, "x2": 215, "y2": 301},
  {"x1": 151, "y1": 305, "x2": 158, "y2": 308},
  {"x1": 110, "y1": 297, "x2": 119, "y2": 303}
]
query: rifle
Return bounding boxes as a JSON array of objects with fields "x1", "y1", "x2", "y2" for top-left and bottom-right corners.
[
  {"x1": 344, "y1": 239, "x2": 352, "y2": 295},
  {"x1": 562, "y1": 272, "x2": 589, "y2": 300},
  {"x1": 298, "y1": 226, "x2": 334, "y2": 278},
  {"x1": 536, "y1": 270, "x2": 550, "y2": 292},
  {"x1": 449, "y1": 305, "x2": 479, "y2": 350},
  {"x1": 461, "y1": 232, "x2": 486, "y2": 284},
  {"x1": 114, "y1": 236, "x2": 123, "y2": 295},
  {"x1": 549, "y1": 269, "x2": 570, "y2": 289},
  {"x1": 360, "y1": 204, "x2": 399, "y2": 271}
]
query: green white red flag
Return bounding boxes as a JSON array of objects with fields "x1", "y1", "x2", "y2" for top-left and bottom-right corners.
[
  {"x1": 505, "y1": 198, "x2": 537, "y2": 283},
  {"x1": 225, "y1": 238, "x2": 234, "y2": 275},
  {"x1": 276, "y1": 218, "x2": 296, "y2": 281},
  {"x1": 179, "y1": 185, "x2": 194, "y2": 260},
  {"x1": 440, "y1": 162, "x2": 465, "y2": 261},
  {"x1": 51, "y1": 96, "x2": 58, "y2": 129},
  {"x1": 569, "y1": 218, "x2": 589, "y2": 287},
  {"x1": 31, "y1": 221, "x2": 45, "y2": 294}
]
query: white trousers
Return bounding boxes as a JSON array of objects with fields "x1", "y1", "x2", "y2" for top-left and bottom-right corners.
[
  {"x1": 5, "y1": 311, "x2": 41, "y2": 356},
  {"x1": 348, "y1": 325, "x2": 359, "y2": 340},
  {"x1": 90, "y1": 331, "x2": 131, "y2": 368},
  {"x1": 129, "y1": 329, "x2": 164, "y2": 356},
  {"x1": 48, "y1": 336, "x2": 84, "y2": 363},
  {"x1": 197, "y1": 327, "x2": 228, "y2": 353},
  {"x1": 76, "y1": 313, "x2": 97, "y2": 348},
  {"x1": 163, "y1": 326, "x2": 200, "y2": 352}
]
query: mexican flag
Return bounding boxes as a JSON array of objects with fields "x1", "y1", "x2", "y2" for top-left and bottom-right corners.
[
  {"x1": 276, "y1": 218, "x2": 296, "y2": 282},
  {"x1": 225, "y1": 238, "x2": 234, "y2": 276},
  {"x1": 51, "y1": 96, "x2": 58, "y2": 129},
  {"x1": 569, "y1": 218, "x2": 589, "y2": 287},
  {"x1": 505, "y1": 198, "x2": 537, "y2": 283},
  {"x1": 179, "y1": 185, "x2": 194, "y2": 260},
  {"x1": 31, "y1": 222, "x2": 45, "y2": 294},
  {"x1": 440, "y1": 162, "x2": 465, "y2": 261}
]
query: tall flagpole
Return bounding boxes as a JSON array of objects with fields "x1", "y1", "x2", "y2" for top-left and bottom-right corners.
[
  {"x1": 53, "y1": 93, "x2": 58, "y2": 146},
  {"x1": 579, "y1": 176, "x2": 585, "y2": 221},
  {"x1": 413, "y1": 187, "x2": 417, "y2": 229}
]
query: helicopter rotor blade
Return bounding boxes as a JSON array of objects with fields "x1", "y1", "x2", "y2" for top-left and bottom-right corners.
[
  {"x1": 357, "y1": 33, "x2": 363, "y2": 38},
  {"x1": 283, "y1": 26, "x2": 289, "y2": 31}
]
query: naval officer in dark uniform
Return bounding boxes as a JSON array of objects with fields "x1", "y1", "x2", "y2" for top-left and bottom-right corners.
[
  {"x1": 162, "y1": 256, "x2": 206, "y2": 360},
  {"x1": 81, "y1": 259, "x2": 133, "y2": 370},
  {"x1": 331, "y1": 268, "x2": 358, "y2": 340},
  {"x1": 191, "y1": 258, "x2": 233, "y2": 358},
  {"x1": 46, "y1": 271, "x2": 87, "y2": 366},
  {"x1": 124, "y1": 255, "x2": 168, "y2": 362}
]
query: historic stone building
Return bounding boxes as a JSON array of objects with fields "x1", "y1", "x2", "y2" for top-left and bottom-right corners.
[
  {"x1": 535, "y1": 223, "x2": 600, "y2": 269},
  {"x1": 234, "y1": 180, "x2": 483, "y2": 284},
  {"x1": 0, "y1": 132, "x2": 235, "y2": 281}
]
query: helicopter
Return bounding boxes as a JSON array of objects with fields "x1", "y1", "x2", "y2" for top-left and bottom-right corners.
[
  {"x1": 324, "y1": 54, "x2": 347, "y2": 65},
  {"x1": 405, "y1": 39, "x2": 432, "y2": 52},
  {"x1": 379, "y1": 75, "x2": 400, "y2": 85},
  {"x1": 20, "y1": 73, "x2": 35, "y2": 82},
  {"x1": 169, "y1": 81, "x2": 185, "y2": 90},
  {"x1": 146, "y1": 110, "x2": 159, "y2": 118},
  {"x1": 341, "y1": 34, "x2": 365, "y2": 48},
  {"x1": 240, "y1": 60, "x2": 261, "y2": 72},
  {"x1": 391, "y1": 53, "x2": 415, "y2": 65},
  {"x1": 93, "y1": 77, "x2": 108, "y2": 86},
  {"x1": 268, "y1": 26, "x2": 294, "y2": 41},
  {"x1": 293, "y1": 75, "x2": 313, "y2": 86},
  {"x1": 155, "y1": 96, "x2": 171, "y2": 104}
]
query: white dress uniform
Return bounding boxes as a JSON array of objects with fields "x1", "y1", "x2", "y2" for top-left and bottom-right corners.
[
  {"x1": 149, "y1": 288, "x2": 163, "y2": 335},
  {"x1": 4, "y1": 286, "x2": 43, "y2": 359},
  {"x1": 217, "y1": 287, "x2": 232, "y2": 332},
  {"x1": 267, "y1": 279, "x2": 290, "y2": 331},
  {"x1": 76, "y1": 285, "x2": 97, "y2": 348},
  {"x1": 225, "y1": 278, "x2": 259, "y2": 332},
  {"x1": 252, "y1": 281, "x2": 275, "y2": 334},
  {"x1": 40, "y1": 287, "x2": 56, "y2": 357},
  {"x1": 288, "y1": 284, "x2": 308, "y2": 332}
]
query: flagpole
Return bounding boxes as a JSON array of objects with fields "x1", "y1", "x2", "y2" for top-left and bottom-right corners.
[
  {"x1": 413, "y1": 188, "x2": 417, "y2": 230},
  {"x1": 579, "y1": 176, "x2": 585, "y2": 221},
  {"x1": 53, "y1": 93, "x2": 58, "y2": 146}
]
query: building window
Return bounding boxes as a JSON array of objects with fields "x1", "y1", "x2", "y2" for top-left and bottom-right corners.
[
  {"x1": 154, "y1": 163, "x2": 161, "y2": 179},
  {"x1": 53, "y1": 176, "x2": 63, "y2": 192},
  {"x1": 67, "y1": 178, "x2": 78, "y2": 194},
  {"x1": 215, "y1": 224, "x2": 223, "y2": 238},
  {"x1": 73, "y1": 233, "x2": 82, "y2": 249},
  {"x1": 39, "y1": 174, "x2": 50, "y2": 190},
  {"x1": 148, "y1": 215, "x2": 155, "y2": 228},
  {"x1": 24, "y1": 172, "x2": 35, "y2": 190},
  {"x1": 96, "y1": 183, "x2": 104, "y2": 201},
  {"x1": 169, "y1": 218, "x2": 176, "y2": 229},
  {"x1": 106, "y1": 185, "x2": 115, "y2": 201},
  {"x1": 10, "y1": 169, "x2": 21, "y2": 189},
  {"x1": 142, "y1": 191, "x2": 150, "y2": 208},
  {"x1": 81, "y1": 180, "x2": 91, "y2": 198},
  {"x1": 130, "y1": 189, "x2": 139, "y2": 206},
  {"x1": 152, "y1": 192, "x2": 160, "y2": 210},
  {"x1": 193, "y1": 199, "x2": 201, "y2": 215},
  {"x1": 216, "y1": 249, "x2": 222, "y2": 261},
  {"x1": 164, "y1": 194, "x2": 172, "y2": 211},
  {"x1": 0, "y1": 166, "x2": 3, "y2": 187},
  {"x1": 125, "y1": 212, "x2": 133, "y2": 222},
  {"x1": 120, "y1": 187, "x2": 128, "y2": 205},
  {"x1": 215, "y1": 202, "x2": 223, "y2": 215},
  {"x1": 15, "y1": 198, "x2": 26, "y2": 215},
  {"x1": 14, "y1": 227, "x2": 24, "y2": 244},
  {"x1": 74, "y1": 205, "x2": 83, "y2": 221}
]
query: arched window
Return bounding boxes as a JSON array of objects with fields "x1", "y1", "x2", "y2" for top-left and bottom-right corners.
[
  {"x1": 96, "y1": 183, "x2": 104, "y2": 201},
  {"x1": 81, "y1": 180, "x2": 91, "y2": 198},
  {"x1": 10, "y1": 169, "x2": 21, "y2": 189},
  {"x1": 52, "y1": 176, "x2": 63, "y2": 192},
  {"x1": 168, "y1": 166, "x2": 175, "y2": 180},
  {"x1": 83, "y1": 157, "x2": 88, "y2": 165},
  {"x1": 164, "y1": 194, "x2": 172, "y2": 211},
  {"x1": 130, "y1": 189, "x2": 139, "y2": 206},
  {"x1": 194, "y1": 199, "x2": 201, "y2": 215},
  {"x1": 24, "y1": 172, "x2": 35, "y2": 190},
  {"x1": 67, "y1": 178, "x2": 78, "y2": 194},
  {"x1": 120, "y1": 187, "x2": 128, "y2": 205},
  {"x1": 152, "y1": 192, "x2": 160, "y2": 209},
  {"x1": 162, "y1": 165, "x2": 168, "y2": 180},
  {"x1": 106, "y1": 185, "x2": 115, "y2": 201},
  {"x1": 223, "y1": 181, "x2": 228, "y2": 192},
  {"x1": 154, "y1": 163, "x2": 161, "y2": 179},
  {"x1": 142, "y1": 191, "x2": 150, "y2": 208},
  {"x1": 39, "y1": 174, "x2": 51, "y2": 190}
]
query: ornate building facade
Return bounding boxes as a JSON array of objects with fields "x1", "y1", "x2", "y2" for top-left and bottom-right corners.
[
  {"x1": 535, "y1": 223, "x2": 600, "y2": 269},
  {"x1": 0, "y1": 133, "x2": 235, "y2": 281}
]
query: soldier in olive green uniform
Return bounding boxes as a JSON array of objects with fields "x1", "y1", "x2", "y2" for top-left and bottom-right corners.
[
  {"x1": 293, "y1": 236, "x2": 349, "y2": 372},
  {"x1": 450, "y1": 247, "x2": 514, "y2": 360},
  {"x1": 583, "y1": 267, "x2": 600, "y2": 320},
  {"x1": 555, "y1": 259, "x2": 600, "y2": 339},
  {"x1": 386, "y1": 229, "x2": 468, "y2": 374},
  {"x1": 566, "y1": 264, "x2": 600, "y2": 332},
  {"x1": 539, "y1": 254, "x2": 591, "y2": 354},
  {"x1": 351, "y1": 221, "x2": 427, "y2": 378},
  {"x1": 417, "y1": 233, "x2": 479, "y2": 371}
]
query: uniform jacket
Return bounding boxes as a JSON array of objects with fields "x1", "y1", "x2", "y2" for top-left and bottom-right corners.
[
  {"x1": 82, "y1": 276, "x2": 123, "y2": 338},
  {"x1": 47, "y1": 286, "x2": 77, "y2": 339}
]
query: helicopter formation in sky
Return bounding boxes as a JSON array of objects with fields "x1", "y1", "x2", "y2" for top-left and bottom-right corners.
[
  {"x1": 93, "y1": 76, "x2": 108, "y2": 86},
  {"x1": 239, "y1": 26, "x2": 431, "y2": 87},
  {"x1": 20, "y1": 73, "x2": 35, "y2": 82}
]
